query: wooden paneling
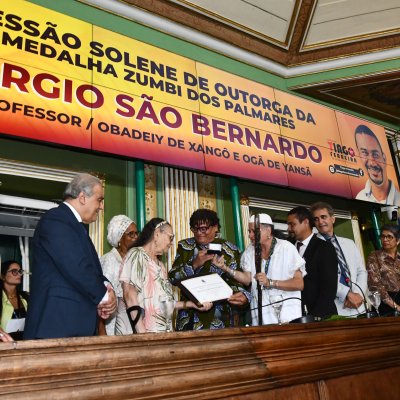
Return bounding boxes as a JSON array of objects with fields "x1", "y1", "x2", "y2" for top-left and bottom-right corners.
[
  {"x1": 0, "y1": 318, "x2": 400, "y2": 399},
  {"x1": 292, "y1": 70, "x2": 400, "y2": 125}
]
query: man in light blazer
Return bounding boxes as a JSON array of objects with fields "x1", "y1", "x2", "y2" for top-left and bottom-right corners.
[
  {"x1": 24, "y1": 173, "x2": 116, "y2": 339},
  {"x1": 311, "y1": 202, "x2": 367, "y2": 317},
  {"x1": 287, "y1": 206, "x2": 338, "y2": 318}
]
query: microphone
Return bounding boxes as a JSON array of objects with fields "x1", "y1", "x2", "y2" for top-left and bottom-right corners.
[
  {"x1": 250, "y1": 297, "x2": 319, "y2": 323},
  {"x1": 388, "y1": 291, "x2": 400, "y2": 317},
  {"x1": 249, "y1": 296, "x2": 302, "y2": 311},
  {"x1": 394, "y1": 292, "x2": 400, "y2": 316},
  {"x1": 346, "y1": 278, "x2": 376, "y2": 319}
]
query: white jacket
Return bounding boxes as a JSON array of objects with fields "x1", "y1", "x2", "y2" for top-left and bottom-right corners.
[{"x1": 317, "y1": 233, "x2": 367, "y2": 316}]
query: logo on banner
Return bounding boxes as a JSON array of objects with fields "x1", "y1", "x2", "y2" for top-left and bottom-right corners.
[{"x1": 328, "y1": 141, "x2": 357, "y2": 163}]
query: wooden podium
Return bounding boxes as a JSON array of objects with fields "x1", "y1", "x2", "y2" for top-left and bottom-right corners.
[{"x1": 0, "y1": 317, "x2": 399, "y2": 399}]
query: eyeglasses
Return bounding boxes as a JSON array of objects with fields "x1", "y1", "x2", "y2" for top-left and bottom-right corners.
[
  {"x1": 192, "y1": 225, "x2": 211, "y2": 233},
  {"x1": 7, "y1": 269, "x2": 24, "y2": 276},
  {"x1": 381, "y1": 234, "x2": 396, "y2": 241},
  {"x1": 125, "y1": 230, "x2": 139, "y2": 239},
  {"x1": 165, "y1": 232, "x2": 175, "y2": 242}
]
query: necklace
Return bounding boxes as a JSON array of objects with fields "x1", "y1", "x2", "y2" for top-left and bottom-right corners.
[{"x1": 6, "y1": 293, "x2": 17, "y2": 300}]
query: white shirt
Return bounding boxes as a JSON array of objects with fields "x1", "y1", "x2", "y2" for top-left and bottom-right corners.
[
  {"x1": 295, "y1": 232, "x2": 314, "y2": 258},
  {"x1": 356, "y1": 179, "x2": 400, "y2": 206},
  {"x1": 241, "y1": 238, "x2": 306, "y2": 325},
  {"x1": 63, "y1": 201, "x2": 82, "y2": 222}
]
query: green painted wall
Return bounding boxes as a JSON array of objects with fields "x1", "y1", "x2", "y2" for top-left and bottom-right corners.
[{"x1": 0, "y1": 137, "x2": 133, "y2": 253}]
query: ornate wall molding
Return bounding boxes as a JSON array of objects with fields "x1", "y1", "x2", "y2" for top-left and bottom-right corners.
[
  {"x1": 0, "y1": 158, "x2": 104, "y2": 257},
  {"x1": 144, "y1": 164, "x2": 158, "y2": 221},
  {"x1": 197, "y1": 174, "x2": 216, "y2": 211},
  {"x1": 163, "y1": 167, "x2": 199, "y2": 269}
]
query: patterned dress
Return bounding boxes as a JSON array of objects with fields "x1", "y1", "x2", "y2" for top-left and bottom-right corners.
[
  {"x1": 367, "y1": 249, "x2": 400, "y2": 314},
  {"x1": 119, "y1": 247, "x2": 174, "y2": 333},
  {"x1": 100, "y1": 248, "x2": 124, "y2": 335},
  {"x1": 169, "y1": 237, "x2": 250, "y2": 330}
]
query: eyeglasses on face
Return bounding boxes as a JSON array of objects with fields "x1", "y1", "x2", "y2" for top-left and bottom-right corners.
[
  {"x1": 125, "y1": 230, "x2": 139, "y2": 239},
  {"x1": 191, "y1": 225, "x2": 211, "y2": 233},
  {"x1": 7, "y1": 269, "x2": 24, "y2": 276},
  {"x1": 165, "y1": 232, "x2": 175, "y2": 242},
  {"x1": 381, "y1": 234, "x2": 395, "y2": 241}
]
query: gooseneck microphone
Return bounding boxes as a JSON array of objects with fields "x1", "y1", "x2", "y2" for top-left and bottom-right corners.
[
  {"x1": 254, "y1": 214, "x2": 263, "y2": 326},
  {"x1": 345, "y1": 278, "x2": 376, "y2": 318},
  {"x1": 390, "y1": 291, "x2": 400, "y2": 317},
  {"x1": 250, "y1": 297, "x2": 320, "y2": 323}
]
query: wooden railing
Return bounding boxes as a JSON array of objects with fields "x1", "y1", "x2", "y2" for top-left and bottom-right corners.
[{"x1": 0, "y1": 317, "x2": 400, "y2": 399}]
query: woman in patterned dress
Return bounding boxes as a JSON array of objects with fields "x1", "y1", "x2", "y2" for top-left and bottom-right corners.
[
  {"x1": 367, "y1": 224, "x2": 400, "y2": 315},
  {"x1": 119, "y1": 218, "x2": 211, "y2": 334}
]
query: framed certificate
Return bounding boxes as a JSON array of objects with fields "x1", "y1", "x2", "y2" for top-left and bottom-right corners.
[{"x1": 179, "y1": 273, "x2": 233, "y2": 305}]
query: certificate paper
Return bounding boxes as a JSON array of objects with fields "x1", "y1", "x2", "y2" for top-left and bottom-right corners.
[
  {"x1": 6, "y1": 318, "x2": 25, "y2": 333},
  {"x1": 180, "y1": 274, "x2": 233, "y2": 304}
]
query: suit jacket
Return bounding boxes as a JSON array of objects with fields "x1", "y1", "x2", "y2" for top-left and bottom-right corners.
[
  {"x1": 24, "y1": 203, "x2": 107, "y2": 339},
  {"x1": 317, "y1": 233, "x2": 367, "y2": 316},
  {"x1": 302, "y1": 235, "x2": 338, "y2": 318}
]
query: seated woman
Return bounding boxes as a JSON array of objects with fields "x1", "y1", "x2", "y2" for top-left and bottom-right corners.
[
  {"x1": 367, "y1": 224, "x2": 400, "y2": 315},
  {"x1": 119, "y1": 218, "x2": 211, "y2": 333},
  {"x1": 0, "y1": 260, "x2": 29, "y2": 340}
]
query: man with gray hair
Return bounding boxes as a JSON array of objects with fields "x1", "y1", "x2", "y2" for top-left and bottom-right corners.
[
  {"x1": 24, "y1": 173, "x2": 117, "y2": 339},
  {"x1": 310, "y1": 201, "x2": 367, "y2": 317}
]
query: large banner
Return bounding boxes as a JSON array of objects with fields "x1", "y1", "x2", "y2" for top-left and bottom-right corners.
[{"x1": 0, "y1": 0, "x2": 398, "y2": 205}]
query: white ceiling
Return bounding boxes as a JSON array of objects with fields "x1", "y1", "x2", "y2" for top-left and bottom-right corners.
[
  {"x1": 169, "y1": 0, "x2": 298, "y2": 46},
  {"x1": 169, "y1": 0, "x2": 400, "y2": 51},
  {"x1": 304, "y1": 0, "x2": 400, "y2": 49}
]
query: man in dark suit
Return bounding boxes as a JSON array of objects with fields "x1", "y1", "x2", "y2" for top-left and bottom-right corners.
[
  {"x1": 24, "y1": 173, "x2": 116, "y2": 339},
  {"x1": 287, "y1": 206, "x2": 337, "y2": 318}
]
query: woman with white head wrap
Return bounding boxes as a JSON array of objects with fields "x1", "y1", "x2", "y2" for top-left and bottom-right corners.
[{"x1": 99, "y1": 215, "x2": 138, "y2": 335}]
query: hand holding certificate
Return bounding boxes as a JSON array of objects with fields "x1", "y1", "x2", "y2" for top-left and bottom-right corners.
[{"x1": 179, "y1": 273, "x2": 233, "y2": 305}]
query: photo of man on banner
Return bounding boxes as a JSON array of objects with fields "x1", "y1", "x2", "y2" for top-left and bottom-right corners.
[{"x1": 354, "y1": 124, "x2": 400, "y2": 206}]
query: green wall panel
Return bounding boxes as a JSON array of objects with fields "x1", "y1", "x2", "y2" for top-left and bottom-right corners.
[{"x1": 0, "y1": 137, "x2": 131, "y2": 253}]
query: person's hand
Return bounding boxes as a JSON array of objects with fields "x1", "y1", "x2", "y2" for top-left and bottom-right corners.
[
  {"x1": 190, "y1": 301, "x2": 213, "y2": 311},
  {"x1": 212, "y1": 255, "x2": 228, "y2": 272},
  {"x1": 254, "y1": 272, "x2": 268, "y2": 288},
  {"x1": 192, "y1": 249, "x2": 214, "y2": 269},
  {"x1": 228, "y1": 292, "x2": 248, "y2": 306},
  {"x1": 344, "y1": 291, "x2": 364, "y2": 309},
  {"x1": 97, "y1": 285, "x2": 117, "y2": 319},
  {"x1": 0, "y1": 328, "x2": 13, "y2": 342}
]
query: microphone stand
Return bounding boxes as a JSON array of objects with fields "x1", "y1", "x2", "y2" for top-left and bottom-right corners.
[
  {"x1": 388, "y1": 291, "x2": 400, "y2": 317},
  {"x1": 346, "y1": 278, "x2": 376, "y2": 319},
  {"x1": 249, "y1": 297, "x2": 319, "y2": 323},
  {"x1": 254, "y1": 214, "x2": 263, "y2": 326}
]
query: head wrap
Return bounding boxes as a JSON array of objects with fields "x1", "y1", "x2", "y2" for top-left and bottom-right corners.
[
  {"x1": 107, "y1": 215, "x2": 135, "y2": 248},
  {"x1": 249, "y1": 213, "x2": 273, "y2": 225}
]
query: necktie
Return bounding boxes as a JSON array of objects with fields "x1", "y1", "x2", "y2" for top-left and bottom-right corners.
[
  {"x1": 296, "y1": 242, "x2": 303, "y2": 252},
  {"x1": 326, "y1": 235, "x2": 351, "y2": 287}
]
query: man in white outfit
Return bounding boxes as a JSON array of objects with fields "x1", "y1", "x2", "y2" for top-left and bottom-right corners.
[
  {"x1": 241, "y1": 214, "x2": 306, "y2": 325},
  {"x1": 310, "y1": 202, "x2": 367, "y2": 317}
]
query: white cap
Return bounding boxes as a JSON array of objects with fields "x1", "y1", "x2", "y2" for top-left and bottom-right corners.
[{"x1": 249, "y1": 213, "x2": 273, "y2": 225}]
